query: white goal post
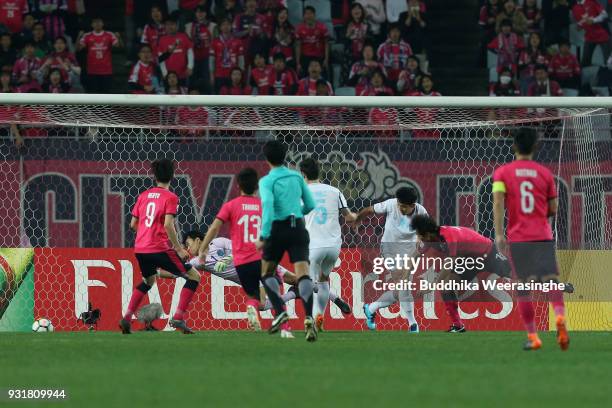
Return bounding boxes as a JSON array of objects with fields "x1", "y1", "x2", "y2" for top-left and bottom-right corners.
[{"x1": 0, "y1": 94, "x2": 610, "y2": 332}]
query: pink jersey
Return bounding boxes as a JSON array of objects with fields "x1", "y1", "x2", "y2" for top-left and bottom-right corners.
[
  {"x1": 79, "y1": 31, "x2": 118, "y2": 75},
  {"x1": 493, "y1": 160, "x2": 557, "y2": 242},
  {"x1": 216, "y1": 195, "x2": 262, "y2": 266},
  {"x1": 439, "y1": 226, "x2": 493, "y2": 257},
  {"x1": 131, "y1": 187, "x2": 179, "y2": 253}
]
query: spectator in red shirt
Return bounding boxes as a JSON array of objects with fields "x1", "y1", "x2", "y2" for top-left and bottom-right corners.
[
  {"x1": 548, "y1": 40, "x2": 581, "y2": 90},
  {"x1": 410, "y1": 74, "x2": 441, "y2": 138},
  {"x1": 32, "y1": 0, "x2": 68, "y2": 41},
  {"x1": 40, "y1": 36, "x2": 80, "y2": 88},
  {"x1": 368, "y1": 92, "x2": 399, "y2": 137},
  {"x1": 12, "y1": 42, "x2": 41, "y2": 92},
  {"x1": 42, "y1": 67, "x2": 70, "y2": 93},
  {"x1": 140, "y1": 5, "x2": 165, "y2": 60},
  {"x1": 518, "y1": 32, "x2": 549, "y2": 93},
  {"x1": 175, "y1": 87, "x2": 210, "y2": 141},
  {"x1": 572, "y1": 0, "x2": 611, "y2": 66},
  {"x1": 220, "y1": 66, "x2": 252, "y2": 94},
  {"x1": 215, "y1": 0, "x2": 242, "y2": 24},
  {"x1": 527, "y1": 64, "x2": 563, "y2": 96},
  {"x1": 209, "y1": 17, "x2": 245, "y2": 93},
  {"x1": 376, "y1": 23, "x2": 413, "y2": 81},
  {"x1": 348, "y1": 43, "x2": 386, "y2": 91},
  {"x1": 358, "y1": 68, "x2": 394, "y2": 96},
  {"x1": 185, "y1": 5, "x2": 215, "y2": 92},
  {"x1": 522, "y1": 0, "x2": 542, "y2": 33},
  {"x1": 345, "y1": 2, "x2": 369, "y2": 63},
  {"x1": 233, "y1": 0, "x2": 269, "y2": 64},
  {"x1": 269, "y1": 52, "x2": 298, "y2": 95},
  {"x1": 478, "y1": 0, "x2": 500, "y2": 65},
  {"x1": 0, "y1": 0, "x2": 29, "y2": 33},
  {"x1": 397, "y1": 55, "x2": 425, "y2": 95},
  {"x1": 398, "y1": 0, "x2": 427, "y2": 54},
  {"x1": 128, "y1": 44, "x2": 159, "y2": 94},
  {"x1": 249, "y1": 52, "x2": 274, "y2": 95},
  {"x1": 295, "y1": 6, "x2": 330, "y2": 76},
  {"x1": 164, "y1": 70, "x2": 187, "y2": 94},
  {"x1": 77, "y1": 17, "x2": 121, "y2": 93},
  {"x1": 269, "y1": 7, "x2": 294, "y2": 66},
  {"x1": 297, "y1": 59, "x2": 333, "y2": 95},
  {"x1": 488, "y1": 19, "x2": 524, "y2": 75},
  {"x1": 157, "y1": 17, "x2": 194, "y2": 83}
]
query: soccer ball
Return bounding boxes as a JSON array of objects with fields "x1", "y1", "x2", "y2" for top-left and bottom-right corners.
[{"x1": 32, "y1": 318, "x2": 54, "y2": 332}]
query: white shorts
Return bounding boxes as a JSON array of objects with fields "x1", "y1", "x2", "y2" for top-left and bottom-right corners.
[{"x1": 309, "y1": 246, "x2": 341, "y2": 281}]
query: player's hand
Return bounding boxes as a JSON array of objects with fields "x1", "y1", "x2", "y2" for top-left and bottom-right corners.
[
  {"x1": 186, "y1": 68, "x2": 193, "y2": 77},
  {"x1": 214, "y1": 256, "x2": 233, "y2": 273},
  {"x1": 255, "y1": 239, "x2": 264, "y2": 251},
  {"x1": 495, "y1": 236, "x2": 508, "y2": 257},
  {"x1": 176, "y1": 248, "x2": 189, "y2": 261}
]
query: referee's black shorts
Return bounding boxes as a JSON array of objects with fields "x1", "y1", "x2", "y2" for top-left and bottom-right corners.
[{"x1": 262, "y1": 217, "x2": 310, "y2": 264}]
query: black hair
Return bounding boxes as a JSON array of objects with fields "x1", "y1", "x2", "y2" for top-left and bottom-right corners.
[
  {"x1": 500, "y1": 18, "x2": 512, "y2": 28},
  {"x1": 263, "y1": 140, "x2": 287, "y2": 166},
  {"x1": 165, "y1": 16, "x2": 178, "y2": 24},
  {"x1": 139, "y1": 43, "x2": 152, "y2": 52},
  {"x1": 513, "y1": 127, "x2": 538, "y2": 155},
  {"x1": 410, "y1": 215, "x2": 440, "y2": 237},
  {"x1": 273, "y1": 52, "x2": 286, "y2": 62},
  {"x1": 299, "y1": 157, "x2": 319, "y2": 180},
  {"x1": 558, "y1": 39, "x2": 570, "y2": 48},
  {"x1": 389, "y1": 23, "x2": 401, "y2": 32},
  {"x1": 315, "y1": 78, "x2": 329, "y2": 88},
  {"x1": 396, "y1": 186, "x2": 418, "y2": 205},
  {"x1": 237, "y1": 167, "x2": 259, "y2": 194},
  {"x1": 534, "y1": 63, "x2": 547, "y2": 72},
  {"x1": 183, "y1": 230, "x2": 204, "y2": 244},
  {"x1": 304, "y1": 5, "x2": 316, "y2": 14},
  {"x1": 349, "y1": 2, "x2": 366, "y2": 23},
  {"x1": 23, "y1": 41, "x2": 35, "y2": 48},
  {"x1": 152, "y1": 158, "x2": 175, "y2": 183}
]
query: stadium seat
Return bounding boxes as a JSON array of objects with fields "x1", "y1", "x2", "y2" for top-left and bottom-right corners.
[
  {"x1": 561, "y1": 88, "x2": 579, "y2": 97},
  {"x1": 335, "y1": 86, "x2": 356, "y2": 96},
  {"x1": 489, "y1": 67, "x2": 498, "y2": 83},
  {"x1": 487, "y1": 51, "x2": 498, "y2": 69},
  {"x1": 581, "y1": 66, "x2": 600, "y2": 86},
  {"x1": 592, "y1": 46, "x2": 605, "y2": 66},
  {"x1": 332, "y1": 63, "x2": 342, "y2": 89},
  {"x1": 569, "y1": 23, "x2": 584, "y2": 47},
  {"x1": 591, "y1": 86, "x2": 609, "y2": 96},
  {"x1": 288, "y1": 0, "x2": 304, "y2": 26}
]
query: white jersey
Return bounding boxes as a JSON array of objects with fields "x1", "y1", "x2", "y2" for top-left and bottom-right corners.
[
  {"x1": 305, "y1": 182, "x2": 348, "y2": 249},
  {"x1": 373, "y1": 199, "x2": 427, "y2": 243}
]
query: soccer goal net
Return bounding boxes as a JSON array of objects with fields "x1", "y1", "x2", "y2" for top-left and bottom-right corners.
[{"x1": 0, "y1": 94, "x2": 610, "y2": 332}]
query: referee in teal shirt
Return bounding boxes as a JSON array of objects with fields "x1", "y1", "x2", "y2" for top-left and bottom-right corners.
[{"x1": 255, "y1": 140, "x2": 318, "y2": 340}]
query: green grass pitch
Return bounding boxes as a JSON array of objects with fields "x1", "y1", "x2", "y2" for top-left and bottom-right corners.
[{"x1": 1, "y1": 331, "x2": 610, "y2": 408}]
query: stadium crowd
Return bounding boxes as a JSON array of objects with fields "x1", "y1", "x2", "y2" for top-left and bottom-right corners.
[{"x1": 483, "y1": 0, "x2": 612, "y2": 97}]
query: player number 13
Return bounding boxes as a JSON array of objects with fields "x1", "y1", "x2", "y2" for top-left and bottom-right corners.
[
  {"x1": 520, "y1": 181, "x2": 534, "y2": 214},
  {"x1": 237, "y1": 214, "x2": 261, "y2": 243}
]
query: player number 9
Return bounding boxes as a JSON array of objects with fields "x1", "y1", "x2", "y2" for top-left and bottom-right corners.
[{"x1": 144, "y1": 202, "x2": 156, "y2": 227}]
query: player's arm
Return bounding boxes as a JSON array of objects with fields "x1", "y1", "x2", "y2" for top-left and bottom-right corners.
[
  {"x1": 129, "y1": 216, "x2": 138, "y2": 231},
  {"x1": 548, "y1": 197, "x2": 558, "y2": 217},
  {"x1": 164, "y1": 214, "x2": 187, "y2": 258},
  {"x1": 198, "y1": 218, "x2": 224, "y2": 261},
  {"x1": 259, "y1": 178, "x2": 274, "y2": 241},
  {"x1": 492, "y1": 180, "x2": 507, "y2": 254},
  {"x1": 341, "y1": 208, "x2": 357, "y2": 222},
  {"x1": 354, "y1": 206, "x2": 375, "y2": 222},
  {"x1": 301, "y1": 177, "x2": 315, "y2": 215}
]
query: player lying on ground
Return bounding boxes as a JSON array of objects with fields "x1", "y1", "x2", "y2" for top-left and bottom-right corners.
[
  {"x1": 356, "y1": 186, "x2": 426, "y2": 332},
  {"x1": 120, "y1": 159, "x2": 200, "y2": 334},
  {"x1": 158, "y1": 232, "x2": 352, "y2": 334},
  {"x1": 411, "y1": 214, "x2": 513, "y2": 333},
  {"x1": 300, "y1": 157, "x2": 357, "y2": 331},
  {"x1": 493, "y1": 127, "x2": 569, "y2": 351}
]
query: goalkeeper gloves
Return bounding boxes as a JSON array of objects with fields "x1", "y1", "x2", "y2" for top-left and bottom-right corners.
[{"x1": 214, "y1": 256, "x2": 233, "y2": 273}]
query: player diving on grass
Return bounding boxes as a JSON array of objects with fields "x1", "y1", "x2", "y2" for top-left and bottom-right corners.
[
  {"x1": 120, "y1": 159, "x2": 200, "y2": 334},
  {"x1": 410, "y1": 215, "x2": 513, "y2": 332},
  {"x1": 356, "y1": 186, "x2": 426, "y2": 332},
  {"x1": 300, "y1": 157, "x2": 356, "y2": 332},
  {"x1": 493, "y1": 127, "x2": 569, "y2": 351}
]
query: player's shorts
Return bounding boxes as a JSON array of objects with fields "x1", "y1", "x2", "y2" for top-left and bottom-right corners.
[
  {"x1": 509, "y1": 240, "x2": 558, "y2": 283},
  {"x1": 309, "y1": 246, "x2": 341, "y2": 281},
  {"x1": 135, "y1": 250, "x2": 191, "y2": 279},
  {"x1": 450, "y1": 245, "x2": 511, "y2": 284},
  {"x1": 262, "y1": 217, "x2": 309, "y2": 264},
  {"x1": 235, "y1": 260, "x2": 261, "y2": 298}
]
